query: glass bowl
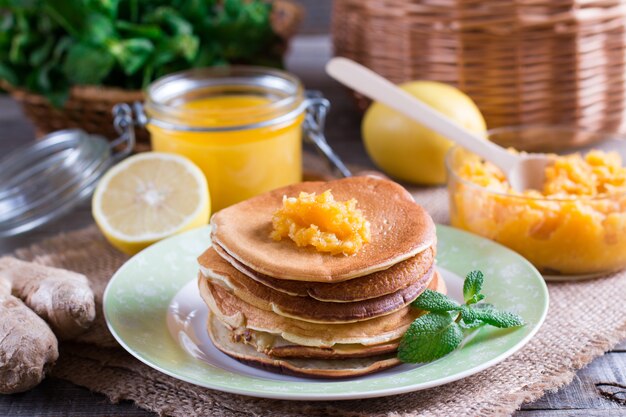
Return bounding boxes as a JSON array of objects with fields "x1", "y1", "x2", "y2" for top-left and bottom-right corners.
[{"x1": 446, "y1": 126, "x2": 626, "y2": 280}]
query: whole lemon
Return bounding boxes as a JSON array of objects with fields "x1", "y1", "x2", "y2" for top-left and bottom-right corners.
[{"x1": 362, "y1": 81, "x2": 486, "y2": 185}]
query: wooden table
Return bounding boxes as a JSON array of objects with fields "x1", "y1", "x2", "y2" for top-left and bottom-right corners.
[{"x1": 1, "y1": 21, "x2": 626, "y2": 417}]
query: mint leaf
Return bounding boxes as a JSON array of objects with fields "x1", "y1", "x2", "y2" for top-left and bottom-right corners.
[
  {"x1": 463, "y1": 270, "x2": 484, "y2": 304},
  {"x1": 397, "y1": 312, "x2": 464, "y2": 363},
  {"x1": 458, "y1": 306, "x2": 491, "y2": 329},
  {"x1": 459, "y1": 319, "x2": 485, "y2": 330},
  {"x1": 461, "y1": 306, "x2": 524, "y2": 328},
  {"x1": 411, "y1": 289, "x2": 463, "y2": 312},
  {"x1": 468, "y1": 293, "x2": 486, "y2": 305}
]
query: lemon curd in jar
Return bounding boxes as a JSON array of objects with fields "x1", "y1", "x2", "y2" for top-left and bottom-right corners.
[{"x1": 144, "y1": 67, "x2": 305, "y2": 212}]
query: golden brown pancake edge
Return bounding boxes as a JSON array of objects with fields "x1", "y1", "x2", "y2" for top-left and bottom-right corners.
[
  {"x1": 200, "y1": 245, "x2": 435, "y2": 323},
  {"x1": 223, "y1": 323, "x2": 400, "y2": 359},
  {"x1": 207, "y1": 313, "x2": 402, "y2": 378},
  {"x1": 198, "y1": 270, "x2": 444, "y2": 348},
  {"x1": 210, "y1": 176, "x2": 436, "y2": 282},
  {"x1": 209, "y1": 242, "x2": 436, "y2": 302}
]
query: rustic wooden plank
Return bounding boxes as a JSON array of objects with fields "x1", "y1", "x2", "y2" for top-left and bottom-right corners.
[
  {"x1": 614, "y1": 340, "x2": 626, "y2": 351},
  {"x1": 0, "y1": 97, "x2": 22, "y2": 120},
  {"x1": 286, "y1": 35, "x2": 371, "y2": 169},
  {"x1": 285, "y1": 35, "x2": 332, "y2": 85},
  {"x1": 293, "y1": 0, "x2": 332, "y2": 35},
  {"x1": 0, "y1": 378, "x2": 153, "y2": 417},
  {"x1": 527, "y1": 408, "x2": 626, "y2": 417},
  {"x1": 519, "y1": 352, "x2": 626, "y2": 411}
]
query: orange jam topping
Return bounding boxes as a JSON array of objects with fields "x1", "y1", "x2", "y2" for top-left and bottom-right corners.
[
  {"x1": 270, "y1": 190, "x2": 371, "y2": 255},
  {"x1": 543, "y1": 151, "x2": 626, "y2": 197},
  {"x1": 459, "y1": 150, "x2": 626, "y2": 198}
]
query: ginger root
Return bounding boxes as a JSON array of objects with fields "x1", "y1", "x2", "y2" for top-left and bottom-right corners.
[
  {"x1": 0, "y1": 277, "x2": 59, "y2": 394},
  {"x1": 0, "y1": 258, "x2": 96, "y2": 340}
]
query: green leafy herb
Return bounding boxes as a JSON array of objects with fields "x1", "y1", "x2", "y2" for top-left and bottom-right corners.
[
  {"x1": 398, "y1": 270, "x2": 525, "y2": 363},
  {"x1": 411, "y1": 289, "x2": 462, "y2": 313},
  {"x1": 463, "y1": 270, "x2": 486, "y2": 305},
  {"x1": 63, "y1": 42, "x2": 114, "y2": 84},
  {"x1": 108, "y1": 38, "x2": 154, "y2": 75},
  {"x1": 397, "y1": 312, "x2": 463, "y2": 363},
  {"x1": 460, "y1": 304, "x2": 525, "y2": 329},
  {"x1": 0, "y1": 0, "x2": 283, "y2": 105}
]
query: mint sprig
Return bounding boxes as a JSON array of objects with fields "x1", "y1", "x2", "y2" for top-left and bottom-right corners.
[
  {"x1": 411, "y1": 288, "x2": 463, "y2": 312},
  {"x1": 463, "y1": 270, "x2": 486, "y2": 305},
  {"x1": 460, "y1": 305, "x2": 525, "y2": 328},
  {"x1": 397, "y1": 312, "x2": 463, "y2": 363},
  {"x1": 397, "y1": 270, "x2": 525, "y2": 363}
]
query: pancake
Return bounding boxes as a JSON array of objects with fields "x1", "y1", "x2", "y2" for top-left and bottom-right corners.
[
  {"x1": 210, "y1": 176, "x2": 436, "y2": 282},
  {"x1": 200, "y1": 246, "x2": 435, "y2": 323},
  {"x1": 209, "y1": 242, "x2": 436, "y2": 302},
  {"x1": 208, "y1": 314, "x2": 401, "y2": 378},
  {"x1": 227, "y1": 325, "x2": 400, "y2": 359},
  {"x1": 198, "y1": 270, "x2": 445, "y2": 348}
]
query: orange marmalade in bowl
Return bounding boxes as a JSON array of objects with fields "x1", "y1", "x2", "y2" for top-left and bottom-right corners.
[{"x1": 447, "y1": 145, "x2": 626, "y2": 277}]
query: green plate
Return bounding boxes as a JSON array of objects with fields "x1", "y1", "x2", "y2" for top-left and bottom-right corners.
[{"x1": 104, "y1": 225, "x2": 548, "y2": 400}]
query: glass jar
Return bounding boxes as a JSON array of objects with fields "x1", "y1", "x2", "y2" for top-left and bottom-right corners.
[{"x1": 115, "y1": 67, "x2": 346, "y2": 212}]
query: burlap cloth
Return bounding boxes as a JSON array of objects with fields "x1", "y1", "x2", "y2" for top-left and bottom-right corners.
[{"x1": 11, "y1": 172, "x2": 626, "y2": 417}]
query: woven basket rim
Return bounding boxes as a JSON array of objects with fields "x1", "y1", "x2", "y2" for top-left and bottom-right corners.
[{"x1": 4, "y1": 83, "x2": 144, "y2": 105}]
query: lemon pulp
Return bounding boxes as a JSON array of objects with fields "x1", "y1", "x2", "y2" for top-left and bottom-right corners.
[{"x1": 92, "y1": 152, "x2": 210, "y2": 255}]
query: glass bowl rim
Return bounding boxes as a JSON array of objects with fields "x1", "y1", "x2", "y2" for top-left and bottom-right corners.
[{"x1": 445, "y1": 125, "x2": 626, "y2": 203}]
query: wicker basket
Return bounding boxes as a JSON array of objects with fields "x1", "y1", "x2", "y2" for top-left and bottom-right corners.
[
  {"x1": 6, "y1": 0, "x2": 303, "y2": 146},
  {"x1": 6, "y1": 84, "x2": 148, "y2": 142},
  {"x1": 332, "y1": 0, "x2": 626, "y2": 133}
]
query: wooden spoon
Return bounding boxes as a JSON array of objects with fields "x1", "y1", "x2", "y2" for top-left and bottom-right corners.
[{"x1": 326, "y1": 57, "x2": 552, "y2": 191}]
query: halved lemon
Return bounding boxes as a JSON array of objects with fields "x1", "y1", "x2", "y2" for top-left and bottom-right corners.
[{"x1": 92, "y1": 152, "x2": 210, "y2": 255}]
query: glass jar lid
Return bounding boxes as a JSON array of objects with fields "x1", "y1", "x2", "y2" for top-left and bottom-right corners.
[{"x1": 0, "y1": 120, "x2": 134, "y2": 237}]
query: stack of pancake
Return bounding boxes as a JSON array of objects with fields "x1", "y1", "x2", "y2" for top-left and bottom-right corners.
[{"x1": 198, "y1": 176, "x2": 444, "y2": 378}]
